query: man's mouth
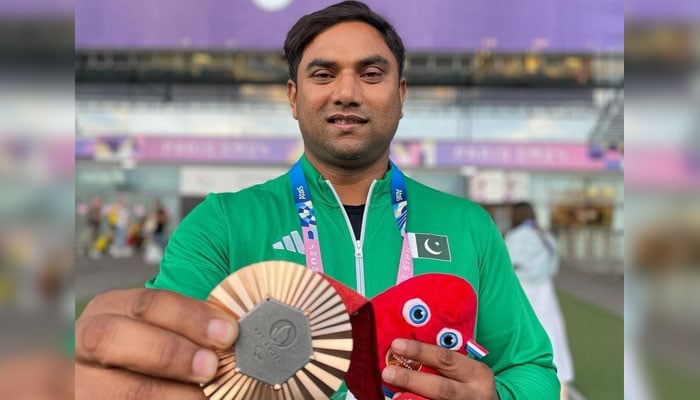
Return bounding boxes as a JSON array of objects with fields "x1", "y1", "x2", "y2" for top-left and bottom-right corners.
[
  {"x1": 327, "y1": 115, "x2": 368, "y2": 125},
  {"x1": 386, "y1": 349, "x2": 422, "y2": 371}
]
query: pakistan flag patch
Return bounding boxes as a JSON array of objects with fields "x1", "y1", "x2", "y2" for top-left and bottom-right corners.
[{"x1": 408, "y1": 233, "x2": 451, "y2": 261}]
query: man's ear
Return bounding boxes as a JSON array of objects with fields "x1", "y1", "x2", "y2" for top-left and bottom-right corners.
[
  {"x1": 399, "y1": 78, "x2": 407, "y2": 119},
  {"x1": 287, "y1": 79, "x2": 298, "y2": 120}
]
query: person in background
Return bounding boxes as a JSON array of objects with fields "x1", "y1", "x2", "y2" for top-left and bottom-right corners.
[
  {"x1": 151, "y1": 198, "x2": 169, "y2": 251},
  {"x1": 86, "y1": 197, "x2": 102, "y2": 248},
  {"x1": 109, "y1": 198, "x2": 132, "y2": 258},
  {"x1": 142, "y1": 199, "x2": 169, "y2": 265},
  {"x1": 127, "y1": 216, "x2": 147, "y2": 250},
  {"x1": 75, "y1": 2, "x2": 559, "y2": 399},
  {"x1": 505, "y1": 201, "x2": 574, "y2": 400}
]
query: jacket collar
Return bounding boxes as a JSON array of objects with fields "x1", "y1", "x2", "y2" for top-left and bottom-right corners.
[{"x1": 297, "y1": 154, "x2": 395, "y2": 208}]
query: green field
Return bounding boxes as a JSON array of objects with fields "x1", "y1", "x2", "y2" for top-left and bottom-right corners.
[
  {"x1": 647, "y1": 355, "x2": 700, "y2": 399},
  {"x1": 558, "y1": 290, "x2": 623, "y2": 400},
  {"x1": 559, "y1": 288, "x2": 700, "y2": 399}
]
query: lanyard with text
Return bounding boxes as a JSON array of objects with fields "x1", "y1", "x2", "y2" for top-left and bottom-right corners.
[{"x1": 290, "y1": 160, "x2": 414, "y2": 284}]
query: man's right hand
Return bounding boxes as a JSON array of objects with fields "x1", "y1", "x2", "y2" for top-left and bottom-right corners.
[{"x1": 75, "y1": 288, "x2": 238, "y2": 399}]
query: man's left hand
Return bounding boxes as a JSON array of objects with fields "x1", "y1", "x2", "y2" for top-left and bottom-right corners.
[{"x1": 381, "y1": 338, "x2": 498, "y2": 400}]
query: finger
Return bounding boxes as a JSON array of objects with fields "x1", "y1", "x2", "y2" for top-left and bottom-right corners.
[
  {"x1": 76, "y1": 313, "x2": 219, "y2": 383},
  {"x1": 82, "y1": 288, "x2": 238, "y2": 349},
  {"x1": 76, "y1": 362, "x2": 206, "y2": 400},
  {"x1": 389, "y1": 338, "x2": 481, "y2": 379},
  {"x1": 388, "y1": 339, "x2": 497, "y2": 398},
  {"x1": 382, "y1": 365, "x2": 475, "y2": 400}
]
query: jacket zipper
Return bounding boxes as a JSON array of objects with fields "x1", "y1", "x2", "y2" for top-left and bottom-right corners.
[{"x1": 326, "y1": 179, "x2": 377, "y2": 296}]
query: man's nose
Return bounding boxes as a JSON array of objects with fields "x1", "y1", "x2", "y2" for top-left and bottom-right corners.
[{"x1": 332, "y1": 73, "x2": 362, "y2": 107}]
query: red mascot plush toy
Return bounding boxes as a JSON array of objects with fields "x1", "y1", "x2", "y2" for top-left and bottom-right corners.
[{"x1": 368, "y1": 273, "x2": 488, "y2": 400}]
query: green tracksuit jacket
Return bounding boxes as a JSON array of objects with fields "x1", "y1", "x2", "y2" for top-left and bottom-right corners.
[{"x1": 146, "y1": 155, "x2": 559, "y2": 399}]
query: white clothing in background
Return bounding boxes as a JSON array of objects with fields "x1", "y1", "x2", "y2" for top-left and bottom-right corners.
[{"x1": 505, "y1": 224, "x2": 574, "y2": 383}]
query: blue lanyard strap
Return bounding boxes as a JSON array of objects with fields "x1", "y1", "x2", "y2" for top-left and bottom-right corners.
[
  {"x1": 290, "y1": 161, "x2": 323, "y2": 272},
  {"x1": 389, "y1": 161, "x2": 414, "y2": 283},
  {"x1": 290, "y1": 161, "x2": 315, "y2": 227},
  {"x1": 389, "y1": 160, "x2": 408, "y2": 235}
]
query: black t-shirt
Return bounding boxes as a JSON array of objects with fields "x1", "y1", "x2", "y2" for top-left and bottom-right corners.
[{"x1": 343, "y1": 204, "x2": 365, "y2": 240}]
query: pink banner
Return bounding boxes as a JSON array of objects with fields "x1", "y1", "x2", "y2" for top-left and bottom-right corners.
[
  {"x1": 434, "y1": 141, "x2": 622, "y2": 171},
  {"x1": 625, "y1": 147, "x2": 699, "y2": 190},
  {"x1": 133, "y1": 136, "x2": 303, "y2": 164},
  {"x1": 76, "y1": 136, "x2": 624, "y2": 172}
]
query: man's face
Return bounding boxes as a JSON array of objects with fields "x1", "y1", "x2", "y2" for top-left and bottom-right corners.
[{"x1": 287, "y1": 21, "x2": 406, "y2": 169}]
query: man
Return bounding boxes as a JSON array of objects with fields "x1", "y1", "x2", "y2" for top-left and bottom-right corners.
[{"x1": 75, "y1": 2, "x2": 559, "y2": 399}]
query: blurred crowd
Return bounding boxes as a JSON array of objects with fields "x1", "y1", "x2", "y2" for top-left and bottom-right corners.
[{"x1": 77, "y1": 197, "x2": 169, "y2": 264}]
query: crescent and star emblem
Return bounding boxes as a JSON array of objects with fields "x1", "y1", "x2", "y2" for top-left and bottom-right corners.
[{"x1": 423, "y1": 239, "x2": 443, "y2": 255}]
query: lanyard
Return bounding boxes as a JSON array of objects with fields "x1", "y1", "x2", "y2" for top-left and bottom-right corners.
[{"x1": 290, "y1": 160, "x2": 414, "y2": 284}]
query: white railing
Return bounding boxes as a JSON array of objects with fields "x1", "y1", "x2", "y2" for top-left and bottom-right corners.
[{"x1": 557, "y1": 227, "x2": 624, "y2": 275}]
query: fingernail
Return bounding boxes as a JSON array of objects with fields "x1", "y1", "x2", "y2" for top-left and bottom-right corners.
[
  {"x1": 392, "y1": 338, "x2": 407, "y2": 352},
  {"x1": 382, "y1": 366, "x2": 396, "y2": 382},
  {"x1": 192, "y1": 349, "x2": 218, "y2": 381},
  {"x1": 208, "y1": 319, "x2": 235, "y2": 345}
]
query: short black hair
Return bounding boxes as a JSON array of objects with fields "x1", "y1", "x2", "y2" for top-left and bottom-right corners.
[
  {"x1": 511, "y1": 201, "x2": 537, "y2": 228},
  {"x1": 283, "y1": 0, "x2": 405, "y2": 83}
]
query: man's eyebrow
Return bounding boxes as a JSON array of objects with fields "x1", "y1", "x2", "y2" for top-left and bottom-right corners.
[
  {"x1": 358, "y1": 55, "x2": 390, "y2": 68},
  {"x1": 305, "y1": 58, "x2": 337, "y2": 71}
]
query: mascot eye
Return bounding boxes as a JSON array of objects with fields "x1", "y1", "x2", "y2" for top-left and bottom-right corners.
[
  {"x1": 402, "y1": 298, "x2": 431, "y2": 327},
  {"x1": 436, "y1": 328, "x2": 463, "y2": 350}
]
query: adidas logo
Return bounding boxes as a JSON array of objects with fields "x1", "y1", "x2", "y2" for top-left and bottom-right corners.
[{"x1": 272, "y1": 230, "x2": 305, "y2": 254}]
